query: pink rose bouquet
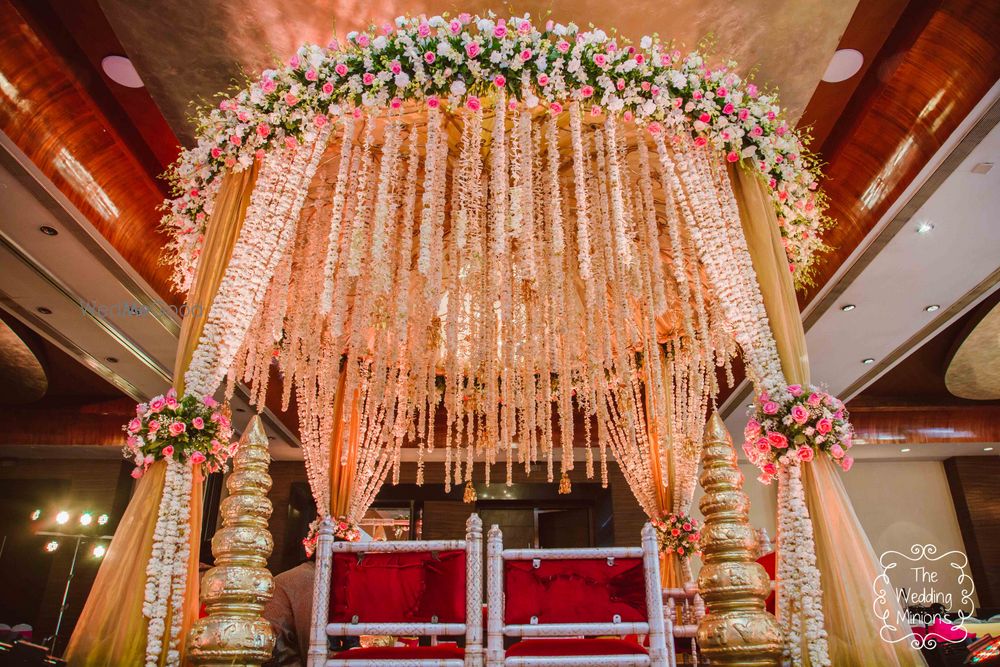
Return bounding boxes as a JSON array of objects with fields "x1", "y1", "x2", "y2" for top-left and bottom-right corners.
[
  {"x1": 122, "y1": 388, "x2": 235, "y2": 478},
  {"x1": 650, "y1": 513, "x2": 701, "y2": 558},
  {"x1": 744, "y1": 385, "x2": 854, "y2": 483},
  {"x1": 303, "y1": 515, "x2": 361, "y2": 557}
]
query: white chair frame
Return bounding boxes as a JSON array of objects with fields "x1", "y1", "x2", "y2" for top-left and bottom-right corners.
[
  {"x1": 662, "y1": 583, "x2": 705, "y2": 665},
  {"x1": 308, "y1": 513, "x2": 484, "y2": 667},
  {"x1": 485, "y1": 522, "x2": 668, "y2": 667}
]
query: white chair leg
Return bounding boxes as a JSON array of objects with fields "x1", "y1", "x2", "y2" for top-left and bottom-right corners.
[
  {"x1": 485, "y1": 525, "x2": 504, "y2": 667},
  {"x1": 307, "y1": 516, "x2": 334, "y2": 667},
  {"x1": 465, "y1": 514, "x2": 484, "y2": 667}
]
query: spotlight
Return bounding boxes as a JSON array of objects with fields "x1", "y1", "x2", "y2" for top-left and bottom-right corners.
[
  {"x1": 30, "y1": 509, "x2": 41, "y2": 521},
  {"x1": 55, "y1": 511, "x2": 70, "y2": 525},
  {"x1": 915, "y1": 221, "x2": 935, "y2": 234},
  {"x1": 924, "y1": 305, "x2": 940, "y2": 312},
  {"x1": 45, "y1": 541, "x2": 59, "y2": 553},
  {"x1": 97, "y1": 514, "x2": 109, "y2": 526},
  {"x1": 985, "y1": 447, "x2": 994, "y2": 452},
  {"x1": 79, "y1": 512, "x2": 93, "y2": 526},
  {"x1": 92, "y1": 544, "x2": 107, "y2": 559},
  {"x1": 862, "y1": 358, "x2": 875, "y2": 365},
  {"x1": 901, "y1": 448, "x2": 911, "y2": 453},
  {"x1": 840, "y1": 304, "x2": 856, "y2": 312}
]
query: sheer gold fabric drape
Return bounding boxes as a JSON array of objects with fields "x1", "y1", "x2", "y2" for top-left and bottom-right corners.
[
  {"x1": 65, "y1": 166, "x2": 258, "y2": 666},
  {"x1": 328, "y1": 371, "x2": 361, "y2": 518},
  {"x1": 731, "y1": 163, "x2": 925, "y2": 666}
]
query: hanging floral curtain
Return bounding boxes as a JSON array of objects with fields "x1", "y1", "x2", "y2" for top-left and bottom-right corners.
[
  {"x1": 65, "y1": 166, "x2": 258, "y2": 666},
  {"x1": 731, "y1": 163, "x2": 925, "y2": 667}
]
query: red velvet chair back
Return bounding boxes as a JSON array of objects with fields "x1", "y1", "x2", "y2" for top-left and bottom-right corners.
[
  {"x1": 503, "y1": 557, "x2": 647, "y2": 625},
  {"x1": 330, "y1": 550, "x2": 467, "y2": 623}
]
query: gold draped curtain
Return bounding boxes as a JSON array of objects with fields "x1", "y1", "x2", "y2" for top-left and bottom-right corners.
[
  {"x1": 731, "y1": 163, "x2": 925, "y2": 667},
  {"x1": 328, "y1": 372, "x2": 361, "y2": 518},
  {"x1": 65, "y1": 165, "x2": 259, "y2": 666}
]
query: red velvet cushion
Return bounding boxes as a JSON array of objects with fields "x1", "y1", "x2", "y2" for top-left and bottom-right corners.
[
  {"x1": 330, "y1": 550, "x2": 466, "y2": 623},
  {"x1": 757, "y1": 552, "x2": 776, "y2": 615},
  {"x1": 506, "y1": 638, "x2": 647, "y2": 657},
  {"x1": 330, "y1": 644, "x2": 465, "y2": 660},
  {"x1": 504, "y1": 558, "x2": 646, "y2": 624}
]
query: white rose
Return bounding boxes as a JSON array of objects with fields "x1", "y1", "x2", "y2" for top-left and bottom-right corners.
[{"x1": 450, "y1": 80, "x2": 467, "y2": 95}]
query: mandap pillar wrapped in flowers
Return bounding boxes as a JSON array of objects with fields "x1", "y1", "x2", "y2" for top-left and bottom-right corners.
[{"x1": 65, "y1": 12, "x2": 924, "y2": 667}]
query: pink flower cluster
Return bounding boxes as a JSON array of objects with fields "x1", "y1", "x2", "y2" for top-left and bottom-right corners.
[
  {"x1": 744, "y1": 384, "x2": 855, "y2": 483},
  {"x1": 123, "y1": 388, "x2": 236, "y2": 478},
  {"x1": 651, "y1": 513, "x2": 701, "y2": 557},
  {"x1": 302, "y1": 516, "x2": 361, "y2": 557}
]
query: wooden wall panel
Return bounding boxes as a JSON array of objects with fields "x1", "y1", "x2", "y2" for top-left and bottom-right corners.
[{"x1": 943, "y1": 457, "x2": 1000, "y2": 610}]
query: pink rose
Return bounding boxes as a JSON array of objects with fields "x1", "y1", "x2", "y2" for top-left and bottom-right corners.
[
  {"x1": 493, "y1": 75, "x2": 506, "y2": 88},
  {"x1": 150, "y1": 397, "x2": 166, "y2": 413},
  {"x1": 763, "y1": 463, "x2": 777, "y2": 476},
  {"x1": 203, "y1": 395, "x2": 218, "y2": 408},
  {"x1": 190, "y1": 451, "x2": 206, "y2": 465},
  {"x1": 520, "y1": 49, "x2": 532, "y2": 62},
  {"x1": 131, "y1": 467, "x2": 144, "y2": 479},
  {"x1": 256, "y1": 122, "x2": 270, "y2": 137},
  {"x1": 580, "y1": 85, "x2": 594, "y2": 98},
  {"x1": 390, "y1": 97, "x2": 402, "y2": 109},
  {"x1": 722, "y1": 102, "x2": 735, "y2": 115},
  {"x1": 167, "y1": 388, "x2": 177, "y2": 399},
  {"x1": 698, "y1": 112, "x2": 711, "y2": 124},
  {"x1": 549, "y1": 102, "x2": 563, "y2": 115},
  {"x1": 334, "y1": 63, "x2": 348, "y2": 77},
  {"x1": 192, "y1": 417, "x2": 205, "y2": 430},
  {"x1": 593, "y1": 53, "x2": 607, "y2": 67},
  {"x1": 671, "y1": 528, "x2": 680, "y2": 537},
  {"x1": 424, "y1": 51, "x2": 435, "y2": 64},
  {"x1": 537, "y1": 74, "x2": 549, "y2": 86},
  {"x1": 389, "y1": 60, "x2": 401, "y2": 74},
  {"x1": 322, "y1": 82, "x2": 334, "y2": 95},
  {"x1": 796, "y1": 445, "x2": 815, "y2": 462},
  {"x1": 210, "y1": 147, "x2": 222, "y2": 159},
  {"x1": 727, "y1": 151, "x2": 739, "y2": 163},
  {"x1": 449, "y1": 19, "x2": 461, "y2": 34},
  {"x1": 305, "y1": 68, "x2": 318, "y2": 81},
  {"x1": 355, "y1": 33, "x2": 370, "y2": 47},
  {"x1": 148, "y1": 420, "x2": 160, "y2": 433},
  {"x1": 557, "y1": 40, "x2": 570, "y2": 53},
  {"x1": 755, "y1": 438, "x2": 771, "y2": 454},
  {"x1": 128, "y1": 418, "x2": 142, "y2": 433},
  {"x1": 427, "y1": 96, "x2": 440, "y2": 109},
  {"x1": 168, "y1": 422, "x2": 186, "y2": 437},
  {"x1": 682, "y1": 522, "x2": 691, "y2": 531},
  {"x1": 162, "y1": 445, "x2": 175, "y2": 457},
  {"x1": 314, "y1": 114, "x2": 327, "y2": 128},
  {"x1": 465, "y1": 42, "x2": 480, "y2": 59},
  {"x1": 791, "y1": 405, "x2": 810, "y2": 424},
  {"x1": 841, "y1": 455, "x2": 854, "y2": 472},
  {"x1": 788, "y1": 384, "x2": 803, "y2": 396},
  {"x1": 284, "y1": 93, "x2": 298, "y2": 106},
  {"x1": 830, "y1": 443, "x2": 845, "y2": 459},
  {"x1": 466, "y1": 96, "x2": 481, "y2": 111},
  {"x1": 493, "y1": 21, "x2": 507, "y2": 38},
  {"x1": 807, "y1": 392, "x2": 822, "y2": 407},
  {"x1": 762, "y1": 401, "x2": 779, "y2": 415},
  {"x1": 766, "y1": 432, "x2": 788, "y2": 449},
  {"x1": 362, "y1": 72, "x2": 375, "y2": 85},
  {"x1": 417, "y1": 22, "x2": 431, "y2": 37},
  {"x1": 816, "y1": 418, "x2": 832, "y2": 435},
  {"x1": 677, "y1": 546, "x2": 685, "y2": 555}
]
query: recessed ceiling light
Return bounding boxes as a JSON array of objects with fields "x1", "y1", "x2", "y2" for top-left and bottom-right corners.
[
  {"x1": 985, "y1": 447, "x2": 994, "y2": 452},
  {"x1": 235, "y1": 407, "x2": 246, "y2": 413},
  {"x1": 924, "y1": 304, "x2": 940, "y2": 312},
  {"x1": 901, "y1": 448, "x2": 911, "y2": 453},
  {"x1": 105, "y1": 356, "x2": 119, "y2": 364},
  {"x1": 822, "y1": 49, "x2": 864, "y2": 83},
  {"x1": 971, "y1": 162, "x2": 993, "y2": 175},
  {"x1": 840, "y1": 304, "x2": 856, "y2": 312},
  {"x1": 39, "y1": 225, "x2": 58, "y2": 236},
  {"x1": 862, "y1": 358, "x2": 875, "y2": 365},
  {"x1": 101, "y1": 55, "x2": 144, "y2": 88},
  {"x1": 36, "y1": 306, "x2": 52, "y2": 315},
  {"x1": 915, "y1": 221, "x2": 935, "y2": 234}
]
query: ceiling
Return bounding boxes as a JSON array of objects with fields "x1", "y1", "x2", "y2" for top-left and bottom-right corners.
[
  {"x1": 95, "y1": 0, "x2": 858, "y2": 142},
  {"x1": 0, "y1": 0, "x2": 998, "y2": 463}
]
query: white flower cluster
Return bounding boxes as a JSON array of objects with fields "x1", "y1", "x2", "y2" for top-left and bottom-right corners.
[
  {"x1": 142, "y1": 457, "x2": 193, "y2": 667},
  {"x1": 776, "y1": 462, "x2": 830, "y2": 667},
  {"x1": 161, "y1": 12, "x2": 827, "y2": 294}
]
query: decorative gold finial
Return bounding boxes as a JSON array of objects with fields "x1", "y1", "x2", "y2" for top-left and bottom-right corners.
[
  {"x1": 187, "y1": 416, "x2": 276, "y2": 665},
  {"x1": 558, "y1": 471, "x2": 572, "y2": 494},
  {"x1": 696, "y1": 412, "x2": 782, "y2": 665},
  {"x1": 463, "y1": 480, "x2": 477, "y2": 503}
]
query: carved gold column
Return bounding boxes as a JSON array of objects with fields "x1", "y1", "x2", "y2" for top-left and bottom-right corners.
[
  {"x1": 188, "y1": 415, "x2": 276, "y2": 665},
  {"x1": 696, "y1": 412, "x2": 782, "y2": 665}
]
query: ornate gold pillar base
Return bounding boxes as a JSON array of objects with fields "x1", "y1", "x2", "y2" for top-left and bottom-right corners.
[
  {"x1": 188, "y1": 415, "x2": 276, "y2": 665},
  {"x1": 696, "y1": 413, "x2": 783, "y2": 665}
]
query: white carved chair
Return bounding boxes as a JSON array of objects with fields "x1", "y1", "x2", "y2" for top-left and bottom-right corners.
[
  {"x1": 662, "y1": 583, "x2": 705, "y2": 664},
  {"x1": 485, "y1": 522, "x2": 668, "y2": 667},
  {"x1": 308, "y1": 514, "x2": 484, "y2": 667}
]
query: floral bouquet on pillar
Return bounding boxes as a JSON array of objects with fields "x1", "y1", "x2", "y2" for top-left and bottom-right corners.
[
  {"x1": 122, "y1": 389, "x2": 236, "y2": 667},
  {"x1": 743, "y1": 383, "x2": 855, "y2": 667},
  {"x1": 651, "y1": 513, "x2": 702, "y2": 560}
]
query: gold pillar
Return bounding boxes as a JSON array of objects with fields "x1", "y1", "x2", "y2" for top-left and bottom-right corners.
[
  {"x1": 696, "y1": 412, "x2": 782, "y2": 665},
  {"x1": 187, "y1": 416, "x2": 276, "y2": 665}
]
